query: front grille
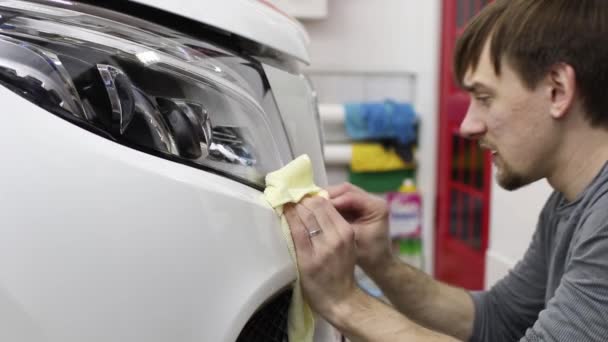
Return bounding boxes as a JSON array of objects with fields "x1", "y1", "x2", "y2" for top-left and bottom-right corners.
[{"x1": 236, "y1": 288, "x2": 292, "y2": 342}]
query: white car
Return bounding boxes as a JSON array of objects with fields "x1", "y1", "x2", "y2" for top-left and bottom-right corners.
[{"x1": 0, "y1": 0, "x2": 335, "y2": 341}]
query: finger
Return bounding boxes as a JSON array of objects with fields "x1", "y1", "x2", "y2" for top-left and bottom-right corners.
[
  {"x1": 284, "y1": 204, "x2": 314, "y2": 257},
  {"x1": 327, "y1": 183, "x2": 352, "y2": 198},
  {"x1": 299, "y1": 196, "x2": 344, "y2": 243},
  {"x1": 330, "y1": 190, "x2": 367, "y2": 212},
  {"x1": 304, "y1": 196, "x2": 355, "y2": 243},
  {"x1": 327, "y1": 182, "x2": 364, "y2": 198},
  {"x1": 294, "y1": 200, "x2": 333, "y2": 246},
  {"x1": 325, "y1": 200, "x2": 356, "y2": 243}
]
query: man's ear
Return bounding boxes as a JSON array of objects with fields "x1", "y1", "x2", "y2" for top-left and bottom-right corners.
[{"x1": 547, "y1": 63, "x2": 576, "y2": 119}]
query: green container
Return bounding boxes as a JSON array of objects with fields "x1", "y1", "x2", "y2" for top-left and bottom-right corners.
[{"x1": 349, "y1": 169, "x2": 416, "y2": 193}]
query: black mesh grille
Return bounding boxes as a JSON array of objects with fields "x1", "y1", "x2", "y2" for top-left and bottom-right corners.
[{"x1": 236, "y1": 288, "x2": 292, "y2": 342}]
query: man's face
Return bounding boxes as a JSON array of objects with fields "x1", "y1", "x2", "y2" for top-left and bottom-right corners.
[{"x1": 460, "y1": 40, "x2": 557, "y2": 190}]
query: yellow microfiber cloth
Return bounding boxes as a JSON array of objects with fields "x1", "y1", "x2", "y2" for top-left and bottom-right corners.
[
  {"x1": 351, "y1": 142, "x2": 415, "y2": 172},
  {"x1": 263, "y1": 154, "x2": 327, "y2": 342}
]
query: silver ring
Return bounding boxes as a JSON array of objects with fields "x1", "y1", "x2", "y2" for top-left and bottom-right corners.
[{"x1": 308, "y1": 228, "x2": 323, "y2": 238}]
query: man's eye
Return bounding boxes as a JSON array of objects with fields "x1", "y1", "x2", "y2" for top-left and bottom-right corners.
[{"x1": 476, "y1": 96, "x2": 491, "y2": 106}]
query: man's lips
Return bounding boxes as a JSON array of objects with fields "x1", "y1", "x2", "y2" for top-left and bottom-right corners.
[
  {"x1": 479, "y1": 143, "x2": 497, "y2": 155},
  {"x1": 480, "y1": 144, "x2": 499, "y2": 165}
]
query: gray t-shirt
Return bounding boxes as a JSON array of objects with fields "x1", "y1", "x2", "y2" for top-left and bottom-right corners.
[{"x1": 470, "y1": 164, "x2": 608, "y2": 341}]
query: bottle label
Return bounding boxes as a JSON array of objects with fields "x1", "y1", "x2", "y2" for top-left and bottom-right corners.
[{"x1": 387, "y1": 193, "x2": 421, "y2": 237}]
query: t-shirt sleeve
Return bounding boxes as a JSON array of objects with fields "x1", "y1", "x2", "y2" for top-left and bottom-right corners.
[
  {"x1": 519, "y1": 222, "x2": 608, "y2": 341},
  {"x1": 469, "y1": 226, "x2": 548, "y2": 342}
]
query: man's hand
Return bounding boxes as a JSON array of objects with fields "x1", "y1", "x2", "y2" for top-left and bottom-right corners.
[
  {"x1": 284, "y1": 195, "x2": 461, "y2": 342},
  {"x1": 284, "y1": 196, "x2": 359, "y2": 319},
  {"x1": 328, "y1": 183, "x2": 394, "y2": 273}
]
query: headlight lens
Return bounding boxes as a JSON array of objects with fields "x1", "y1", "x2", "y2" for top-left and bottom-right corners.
[
  {"x1": 304, "y1": 75, "x2": 325, "y2": 158},
  {"x1": 0, "y1": 0, "x2": 293, "y2": 187}
]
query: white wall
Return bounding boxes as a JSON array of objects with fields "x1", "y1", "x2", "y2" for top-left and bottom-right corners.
[
  {"x1": 301, "y1": 0, "x2": 441, "y2": 274},
  {"x1": 486, "y1": 172, "x2": 552, "y2": 287}
]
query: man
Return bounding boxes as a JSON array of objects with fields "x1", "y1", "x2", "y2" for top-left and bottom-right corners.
[{"x1": 284, "y1": 0, "x2": 608, "y2": 341}]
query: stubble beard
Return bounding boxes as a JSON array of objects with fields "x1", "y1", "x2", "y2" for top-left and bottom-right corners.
[{"x1": 496, "y1": 161, "x2": 531, "y2": 191}]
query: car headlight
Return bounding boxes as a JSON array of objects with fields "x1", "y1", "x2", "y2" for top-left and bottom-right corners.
[
  {"x1": 0, "y1": 0, "x2": 294, "y2": 188},
  {"x1": 303, "y1": 75, "x2": 325, "y2": 158}
]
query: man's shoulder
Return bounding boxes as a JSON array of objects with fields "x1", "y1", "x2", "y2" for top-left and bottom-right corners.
[
  {"x1": 574, "y1": 181, "x2": 608, "y2": 241},
  {"x1": 580, "y1": 195, "x2": 608, "y2": 233},
  {"x1": 539, "y1": 190, "x2": 562, "y2": 216},
  {"x1": 580, "y1": 163, "x2": 608, "y2": 214}
]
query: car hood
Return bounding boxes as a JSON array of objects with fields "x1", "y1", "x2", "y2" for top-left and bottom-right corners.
[{"x1": 131, "y1": 0, "x2": 310, "y2": 64}]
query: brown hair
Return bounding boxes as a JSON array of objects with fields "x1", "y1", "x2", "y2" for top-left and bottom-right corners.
[{"x1": 454, "y1": 0, "x2": 608, "y2": 128}]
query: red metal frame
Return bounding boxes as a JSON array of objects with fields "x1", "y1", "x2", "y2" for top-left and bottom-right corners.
[{"x1": 435, "y1": 0, "x2": 492, "y2": 290}]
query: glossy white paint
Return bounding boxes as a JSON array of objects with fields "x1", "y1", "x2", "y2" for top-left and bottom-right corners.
[
  {"x1": 132, "y1": 0, "x2": 311, "y2": 64},
  {"x1": 268, "y1": 0, "x2": 328, "y2": 19},
  {"x1": 0, "y1": 87, "x2": 296, "y2": 341},
  {"x1": 0, "y1": 2, "x2": 340, "y2": 341},
  {"x1": 264, "y1": 64, "x2": 328, "y2": 187}
]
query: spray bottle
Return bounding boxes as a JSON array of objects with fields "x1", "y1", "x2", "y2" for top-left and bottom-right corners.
[{"x1": 386, "y1": 178, "x2": 423, "y2": 269}]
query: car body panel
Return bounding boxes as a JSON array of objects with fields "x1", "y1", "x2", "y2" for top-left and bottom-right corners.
[
  {"x1": 0, "y1": 86, "x2": 296, "y2": 342},
  {"x1": 131, "y1": 0, "x2": 311, "y2": 64},
  {"x1": 0, "y1": 1, "x2": 337, "y2": 340},
  {"x1": 264, "y1": 64, "x2": 327, "y2": 187}
]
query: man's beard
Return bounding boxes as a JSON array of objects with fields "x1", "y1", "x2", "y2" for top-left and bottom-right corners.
[{"x1": 496, "y1": 162, "x2": 531, "y2": 191}]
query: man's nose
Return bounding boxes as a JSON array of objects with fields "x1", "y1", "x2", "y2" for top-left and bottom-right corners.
[{"x1": 459, "y1": 106, "x2": 486, "y2": 140}]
